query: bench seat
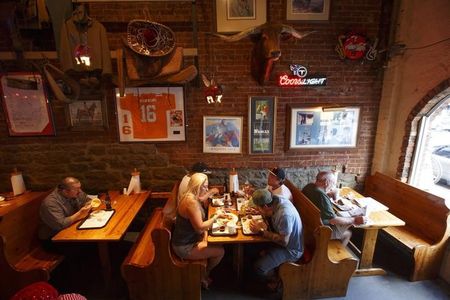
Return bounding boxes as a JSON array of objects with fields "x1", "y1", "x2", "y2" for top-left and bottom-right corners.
[
  {"x1": 365, "y1": 172, "x2": 450, "y2": 281},
  {"x1": 279, "y1": 180, "x2": 357, "y2": 300},
  {"x1": 122, "y1": 183, "x2": 207, "y2": 300},
  {"x1": 0, "y1": 191, "x2": 64, "y2": 299}
]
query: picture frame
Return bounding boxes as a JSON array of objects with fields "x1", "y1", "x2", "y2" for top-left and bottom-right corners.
[
  {"x1": 248, "y1": 96, "x2": 277, "y2": 154},
  {"x1": 287, "y1": 105, "x2": 360, "y2": 149},
  {"x1": 0, "y1": 73, "x2": 55, "y2": 136},
  {"x1": 286, "y1": 0, "x2": 331, "y2": 21},
  {"x1": 215, "y1": 0, "x2": 267, "y2": 33},
  {"x1": 65, "y1": 97, "x2": 108, "y2": 131},
  {"x1": 115, "y1": 86, "x2": 185, "y2": 142},
  {"x1": 203, "y1": 116, "x2": 243, "y2": 154}
]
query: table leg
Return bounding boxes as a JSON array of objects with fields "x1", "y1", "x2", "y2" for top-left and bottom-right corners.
[
  {"x1": 233, "y1": 244, "x2": 243, "y2": 283},
  {"x1": 354, "y1": 228, "x2": 386, "y2": 276},
  {"x1": 97, "y1": 242, "x2": 111, "y2": 287}
]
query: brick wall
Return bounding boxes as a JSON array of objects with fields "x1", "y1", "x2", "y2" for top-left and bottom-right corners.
[{"x1": 0, "y1": 0, "x2": 384, "y2": 192}]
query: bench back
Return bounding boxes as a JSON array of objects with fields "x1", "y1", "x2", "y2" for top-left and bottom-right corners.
[
  {"x1": 285, "y1": 180, "x2": 322, "y2": 249},
  {"x1": 365, "y1": 172, "x2": 450, "y2": 244},
  {"x1": 122, "y1": 184, "x2": 206, "y2": 300},
  {"x1": 0, "y1": 191, "x2": 49, "y2": 265}
]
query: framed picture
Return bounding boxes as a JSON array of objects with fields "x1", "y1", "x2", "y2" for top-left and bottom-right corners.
[
  {"x1": 286, "y1": 0, "x2": 331, "y2": 21},
  {"x1": 115, "y1": 86, "x2": 185, "y2": 142},
  {"x1": 0, "y1": 73, "x2": 55, "y2": 136},
  {"x1": 287, "y1": 105, "x2": 360, "y2": 149},
  {"x1": 216, "y1": 0, "x2": 267, "y2": 33},
  {"x1": 65, "y1": 97, "x2": 108, "y2": 131},
  {"x1": 248, "y1": 96, "x2": 276, "y2": 154},
  {"x1": 203, "y1": 116, "x2": 243, "y2": 154}
]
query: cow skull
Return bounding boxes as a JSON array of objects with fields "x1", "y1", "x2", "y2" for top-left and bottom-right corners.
[{"x1": 213, "y1": 24, "x2": 315, "y2": 85}]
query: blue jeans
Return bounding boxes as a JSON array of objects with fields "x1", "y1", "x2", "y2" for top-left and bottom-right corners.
[{"x1": 254, "y1": 246, "x2": 302, "y2": 281}]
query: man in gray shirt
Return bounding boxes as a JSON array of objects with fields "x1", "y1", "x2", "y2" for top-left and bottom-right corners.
[{"x1": 39, "y1": 177, "x2": 92, "y2": 242}]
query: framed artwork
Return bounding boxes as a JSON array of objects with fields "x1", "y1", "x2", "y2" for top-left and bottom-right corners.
[
  {"x1": 248, "y1": 96, "x2": 276, "y2": 154},
  {"x1": 203, "y1": 116, "x2": 243, "y2": 154},
  {"x1": 287, "y1": 105, "x2": 360, "y2": 149},
  {"x1": 286, "y1": 0, "x2": 331, "y2": 21},
  {"x1": 65, "y1": 97, "x2": 108, "y2": 131},
  {"x1": 216, "y1": 0, "x2": 267, "y2": 33},
  {"x1": 0, "y1": 73, "x2": 55, "y2": 136},
  {"x1": 115, "y1": 86, "x2": 185, "y2": 142}
]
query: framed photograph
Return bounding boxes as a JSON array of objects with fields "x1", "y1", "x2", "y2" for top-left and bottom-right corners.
[
  {"x1": 0, "y1": 73, "x2": 55, "y2": 136},
  {"x1": 115, "y1": 86, "x2": 185, "y2": 142},
  {"x1": 203, "y1": 116, "x2": 243, "y2": 154},
  {"x1": 287, "y1": 0, "x2": 331, "y2": 21},
  {"x1": 216, "y1": 0, "x2": 267, "y2": 33},
  {"x1": 287, "y1": 105, "x2": 360, "y2": 149},
  {"x1": 65, "y1": 97, "x2": 108, "y2": 131},
  {"x1": 248, "y1": 96, "x2": 276, "y2": 154}
]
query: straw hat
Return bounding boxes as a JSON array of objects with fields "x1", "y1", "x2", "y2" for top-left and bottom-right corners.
[{"x1": 126, "y1": 19, "x2": 176, "y2": 57}]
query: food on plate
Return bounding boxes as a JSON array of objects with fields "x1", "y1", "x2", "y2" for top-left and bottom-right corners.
[
  {"x1": 90, "y1": 198, "x2": 102, "y2": 208},
  {"x1": 241, "y1": 215, "x2": 267, "y2": 234},
  {"x1": 215, "y1": 212, "x2": 238, "y2": 226}
]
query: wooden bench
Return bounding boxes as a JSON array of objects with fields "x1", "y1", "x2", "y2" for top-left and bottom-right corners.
[
  {"x1": 279, "y1": 180, "x2": 358, "y2": 299},
  {"x1": 365, "y1": 172, "x2": 450, "y2": 281},
  {"x1": 121, "y1": 184, "x2": 207, "y2": 300},
  {"x1": 0, "y1": 191, "x2": 64, "y2": 299}
]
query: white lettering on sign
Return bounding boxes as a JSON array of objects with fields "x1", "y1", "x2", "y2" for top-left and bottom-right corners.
[{"x1": 278, "y1": 75, "x2": 327, "y2": 87}]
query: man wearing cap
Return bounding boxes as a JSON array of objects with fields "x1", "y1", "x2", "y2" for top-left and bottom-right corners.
[
  {"x1": 267, "y1": 167, "x2": 293, "y2": 202},
  {"x1": 302, "y1": 171, "x2": 366, "y2": 246},
  {"x1": 249, "y1": 189, "x2": 303, "y2": 291}
]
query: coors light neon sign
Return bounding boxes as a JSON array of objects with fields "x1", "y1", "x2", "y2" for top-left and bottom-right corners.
[{"x1": 277, "y1": 64, "x2": 327, "y2": 87}]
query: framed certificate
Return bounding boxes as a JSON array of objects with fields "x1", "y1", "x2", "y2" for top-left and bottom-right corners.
[{"x1": 0, "y1": 73, "x2": 55, "y2": 136}]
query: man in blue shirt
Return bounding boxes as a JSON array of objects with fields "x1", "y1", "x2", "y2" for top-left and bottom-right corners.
[{"x1": 249, "y1": 189, "x2": 303, "y2": 291}]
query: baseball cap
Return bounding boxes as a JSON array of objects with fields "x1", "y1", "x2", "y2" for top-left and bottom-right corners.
[
  {"x1": 191, "y1": 162, "x2": 211, "y2": 174},
  {"x1": 269, "y1": 167, "x2": 286, "y2": 181},
  {"x1": 252, "y1": 189, "x2": 273, "y2": 206}
]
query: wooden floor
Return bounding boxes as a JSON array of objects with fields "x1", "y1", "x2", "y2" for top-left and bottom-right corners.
[{"x1": 46, "y1": 241, "x2": 450, "y2": 300}]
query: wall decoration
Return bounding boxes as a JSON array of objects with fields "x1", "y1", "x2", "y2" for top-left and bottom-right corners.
[
  {"x1": 0, "y1": 73, "x2": 55, "y2": 136},
  {"x1": 65, "y1": 97, "x2": 108, "y2": 131},
  {"x1": 277, "y1": 64, "x2": 327, "y2": 87},
  {"x1": 213, "y1": 24, "x2": 314, "y2": 85},
  {"x1": 335, "y1": 31, "x2": 379, "y2": 61},
  {"x1": 286, "y1": 0, "x2": 330, "y2": 21},
  {"x1": 203, "y1": 116, "x2": 243, "y2": 154},
  {"x1": 248, "y1": 96, "x2": 276, "y2": 154},
  {"x1": 115, "y1": 86, "x2": 185, "y2": 142},
  {"x1": 287, "y1": 106, "x2": 360, "y2": 149},
  {"x1": 215, "y1": 0, "x2": 266, "y2": 33}
]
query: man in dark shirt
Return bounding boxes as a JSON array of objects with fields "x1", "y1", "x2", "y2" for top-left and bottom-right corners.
[
  {"x1": 39, "y1": 177, "x2": 92, "y2": 244},
  {"x1": 302, "y1": 171, "x2": 365, "y2": 245}
]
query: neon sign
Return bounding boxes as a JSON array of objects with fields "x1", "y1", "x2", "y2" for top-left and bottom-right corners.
[{"x1": 277, "y1": 64, "x2": 327, "y2": 87}]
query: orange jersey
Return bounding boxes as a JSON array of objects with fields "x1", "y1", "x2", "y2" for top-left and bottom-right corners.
[{"x1": 120, "y1": 93, "x2": 176, "y2": 139}]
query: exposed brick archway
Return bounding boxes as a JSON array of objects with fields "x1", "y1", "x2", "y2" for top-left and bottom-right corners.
[{"x1": 398, "y1": 79, "x2": 450, "y2": 180}]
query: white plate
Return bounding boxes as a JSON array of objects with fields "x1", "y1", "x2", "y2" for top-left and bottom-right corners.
[
  {"x1": 215, "y1": 212, "x2": 238, "y2": 226},
  {"x1": 241, "y1": 215, "x2": 267, "y2": 235},
  {"x1": 0, "y1": 196, "x2": 5, "y2": 202}
]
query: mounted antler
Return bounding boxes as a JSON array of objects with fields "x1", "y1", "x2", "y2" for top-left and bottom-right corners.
[{"x1": 212, "y1": 24, "x2": 315, "y2": 85}]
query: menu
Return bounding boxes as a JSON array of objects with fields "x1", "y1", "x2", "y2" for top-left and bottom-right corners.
[{"x1": 78, "y1": 210, "x2": 115, "y2": 230}]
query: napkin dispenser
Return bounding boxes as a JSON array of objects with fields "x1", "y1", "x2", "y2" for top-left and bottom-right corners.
[
  {"x1": 126, "y1": 168, "x2": 141, "y2": 195},
  {"x1": 11, "y1": 168, "x2": 26, "y2": 196},
  {"x1": 229, "y1": 168, "x2": 239, "y2": 194}
]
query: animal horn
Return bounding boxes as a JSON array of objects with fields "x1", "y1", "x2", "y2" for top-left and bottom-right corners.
[
  {"x1": 281, "y1": 25, "x2": 316, "y2": 40},
  {"x1": 211, "y1": 25, "x2": 264, "y2": 42}
]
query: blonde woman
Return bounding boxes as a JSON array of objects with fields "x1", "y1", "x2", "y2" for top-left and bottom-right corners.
[{"x1": 171, "y1": 173, "x2": 225, "y2": 289}]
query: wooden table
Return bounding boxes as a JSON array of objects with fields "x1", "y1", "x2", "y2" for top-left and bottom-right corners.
[
  {"x1": 207, "y1": 202, "x2": 266, "y2": 282},
  {"x1": 340, "y1": 187, "x2": 405, "y2": 276},
  {"x1": 52, "y1": 191, "x2": 150, "y2": 283}
]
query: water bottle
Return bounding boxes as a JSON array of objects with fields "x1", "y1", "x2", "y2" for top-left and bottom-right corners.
[{"x1": 105, "y1": 193, "x2": 112, "y2": 210}]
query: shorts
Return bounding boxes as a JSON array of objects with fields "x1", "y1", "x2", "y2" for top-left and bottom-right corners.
[
  {"x1": 171, "y1": 242, "x2": 197, "y2": 259},
  {"x1": 331, "y1": 224, "x2": 351, "y2": 240}
]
